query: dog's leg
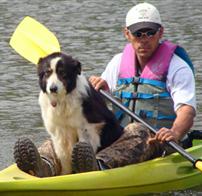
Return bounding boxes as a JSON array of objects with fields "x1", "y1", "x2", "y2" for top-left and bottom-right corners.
[
  {"x1": 52, "y1": 129, "x2": 77, "y2": 175},
  {"x1": 52, "y1": 139, "x2": 72, "y2": 175},
  {"x1": 77, "y1": 123, "x2": 103, "y2": 153}
]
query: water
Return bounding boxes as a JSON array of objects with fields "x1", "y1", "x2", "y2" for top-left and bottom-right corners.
[{"x1": 0, "y1": 0, "x2": 202, "y2": 194}]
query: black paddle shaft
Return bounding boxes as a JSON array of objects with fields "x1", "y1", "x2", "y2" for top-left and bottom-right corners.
[{"x1": 100, "y1": 89, "x2": 197, "y2": 166}]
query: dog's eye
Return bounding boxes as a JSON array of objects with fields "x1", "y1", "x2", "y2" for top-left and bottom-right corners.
[
  {"x1": 45, "y1": 69, "x2": 52, "y2": 77},
  {"x1": 57, "y1": 69, "x2": 67, "y2": 78}
]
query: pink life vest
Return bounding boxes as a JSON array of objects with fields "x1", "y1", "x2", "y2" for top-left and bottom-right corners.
[{"x1": 119, "y1": 40, "x2": 178, "y2": 81}]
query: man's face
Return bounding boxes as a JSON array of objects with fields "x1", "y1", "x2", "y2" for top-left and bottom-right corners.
[{"x1": 125, "y1": 27, "x2": 163, "y2": 62}]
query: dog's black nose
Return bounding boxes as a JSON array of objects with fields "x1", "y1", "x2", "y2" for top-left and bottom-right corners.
[{"x1": 50, "y1": 85, "x2": 58, "y2": 93}]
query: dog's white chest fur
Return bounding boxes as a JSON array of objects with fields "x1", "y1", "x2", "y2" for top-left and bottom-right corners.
[{"x1": 38, "y1": 76, "x2": 101, "y2": 174}]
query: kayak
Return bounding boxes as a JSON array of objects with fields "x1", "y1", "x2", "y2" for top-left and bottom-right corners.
[{"x1": 0, "y1": 140, "x2": 202, "y2": 196}]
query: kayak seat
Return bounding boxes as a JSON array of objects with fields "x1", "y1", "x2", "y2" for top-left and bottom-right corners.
[{"x1": 188, "y1": 130, "x2": 202, "y2": 140}]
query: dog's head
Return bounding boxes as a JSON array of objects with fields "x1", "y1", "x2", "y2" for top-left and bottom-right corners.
[{"x1": 37, "y1": 52, "x2": 81, "y2": 95}]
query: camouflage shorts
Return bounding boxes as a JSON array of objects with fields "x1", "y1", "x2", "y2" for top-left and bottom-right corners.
[
  {"x1": 38, "y1": 122, "x2": 179, "y2": 174},
  {"x1": 96, "y1": 122, "x2": 177, "y2": 169}
]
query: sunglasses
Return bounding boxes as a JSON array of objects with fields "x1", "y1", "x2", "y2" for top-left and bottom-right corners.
[{"x1": 131, "y1": 29, "x2": 160, "y2": 39}]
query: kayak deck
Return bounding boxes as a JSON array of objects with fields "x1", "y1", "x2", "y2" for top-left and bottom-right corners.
[{"x1": 0, "y1": 141, "x2": 202, "y2": 196}]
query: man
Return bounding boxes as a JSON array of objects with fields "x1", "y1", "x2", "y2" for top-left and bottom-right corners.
[
  {"x1": 81, "y1": 2, "x2": 196, "y2": 170},
  {"x1": 14, "y1": 2, "x2": 196, "y2": 175},
  {"x1": 90, "y1": 2, "x2": 196, "y2": 143}
]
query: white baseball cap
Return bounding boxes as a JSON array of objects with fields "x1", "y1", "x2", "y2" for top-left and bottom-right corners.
[{"x1": 126, "y1": 3, "x2": 162, "y2": 33}]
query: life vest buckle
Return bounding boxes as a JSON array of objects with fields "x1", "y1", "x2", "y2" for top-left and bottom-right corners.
[
  {"x1": 133, "y1": 92, "x2": 138, "y2": 98},
  {"x1": 133, "y1": 76, "x2": 140, "y2": 84}
]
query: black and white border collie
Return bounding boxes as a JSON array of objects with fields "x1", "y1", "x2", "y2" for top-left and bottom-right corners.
[{"x1": 37, "y1": 52, "x2": 123, "y2": 174}]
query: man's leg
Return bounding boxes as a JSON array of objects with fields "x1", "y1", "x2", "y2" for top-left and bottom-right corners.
[
  {"x1": 96, "y1": 123, "x2": 154, "y2": 168},
  {"x1": 14, "y1": 138, "x2": 61, "y2": 177}
]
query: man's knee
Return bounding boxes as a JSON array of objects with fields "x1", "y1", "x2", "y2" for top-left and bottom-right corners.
[{"x1": 124, "y1": 122, "x2": 152, "y2": 139}]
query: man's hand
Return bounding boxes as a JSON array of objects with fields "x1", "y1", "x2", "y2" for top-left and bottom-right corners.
[
  {"x1": 148, "y1": 104, "x2": 195, "y2": 144},
  {"x1": 89, "y1": 75, "x2": 109, "y2": 91},
  {"x1": 148, "y1": 128, "x2": 179, "y2": 144}
]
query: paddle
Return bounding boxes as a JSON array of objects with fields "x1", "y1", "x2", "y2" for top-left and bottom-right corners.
[
  {"x1": 10, "y1": 16, "x2": 61, "y2": 65},
  {"x1": 9, "y1": 16, "x2": 202, "y2": 172}
]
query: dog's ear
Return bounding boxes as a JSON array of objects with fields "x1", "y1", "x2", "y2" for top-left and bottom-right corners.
[
  {"x1": 37, "y1": 57, "x2": 43, "y2": 66},
  {"x1": 76, "y1": 60, "x2": 81, "y2": 75},
  {"x1": 37, "y1": 57, "x2": 43, "y2": 75}
]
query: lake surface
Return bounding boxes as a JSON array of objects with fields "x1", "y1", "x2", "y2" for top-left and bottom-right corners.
[{"x1": 0, "y1": 0, "x2": 202, "y2": 195}]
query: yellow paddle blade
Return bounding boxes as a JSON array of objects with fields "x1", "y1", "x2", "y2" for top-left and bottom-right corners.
[
  {"x1": 195, "y1": 160, "x2": 202, "y2": 172},
  {"x1": 9, "y1": 16, "x2": 61, "y2": 65}
]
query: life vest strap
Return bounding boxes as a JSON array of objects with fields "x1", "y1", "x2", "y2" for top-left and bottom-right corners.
[
  {"x1": 138, "y1": 110, "x2": 176, "y2": 120},
  {"x1": 119, "y1": 91, "x2": 170, "y2": 99},
  {"x1": 118, "y1": 77, "x2": 166, "y2": 88}
]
